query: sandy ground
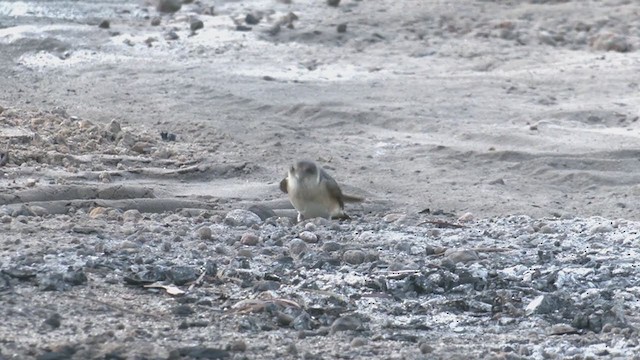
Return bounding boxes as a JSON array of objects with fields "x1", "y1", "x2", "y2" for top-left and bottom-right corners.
[{"x1": 1, "y1": 0, "x2": 640, "y2": 359}]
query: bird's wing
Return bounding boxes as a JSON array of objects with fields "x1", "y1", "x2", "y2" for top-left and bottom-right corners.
[
  {"x1": 279, "y1": 177, "x2": 288, "y2": 193},
  {"x1": 320, "y1": 170, "x2": 345, "y2": 209}
]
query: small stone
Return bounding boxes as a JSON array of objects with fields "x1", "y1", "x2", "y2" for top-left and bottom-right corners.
[
  {"x1": 164, "y1": 30, "x2": 179, "y2": 41},
  {"x1": 106, "y1": 119, "x2": 121, "y2": 135},
  {"x1": 298, "y1": 231, "x2": 318, "y2": 243},
  {"x1": 123, "y1": 209, "x2": 142, "y2": 222},
  {"x1": 99, "y1": 171, "x2": 112, "y2": 183},
  {"x1": 190, "y1": 19, "x2": 204, "y2": 32},
  {"x1": 197, "y1": 226, "x2": 212, "y2": 240},
  {"x1": 245, "y1": 14, "x2": 260, "y2": 25},
  {"x1": 322, "y1": 242, "x2": 341, "y2": 252},
  {"x1": 151, "y1": 17, "x2": 161, "y2": 26},
  {"x1": 591, "y1": 33, "x2": 632, "y2": 52},
  {"x1": 236, "y1": 248, "x2": 253, "y2": 258},
  {"x1": 172, "y1": 305, "x2": 194, "y2": 317},
  {"x1": 289, "y1": 238, "x2": 307, "y2": 257},
  {"x1": 224, "y1": 209, "x2": 261, "y2": 227},
  {"x1": 589, "y1": 224, "x2": 614, "y2": 234},
  {"x1": 330, "y1": 315, "x2": 361, "y2": 333},
  {"x1": 44, "y1": 313, "x2": 62, "y2": 328},
  {"x1": 383, "y1": 213, "x2": 405, "y2": 223},
  {"x1": 488, "y1": 178, "x2": 505, "y2": 185},
  {"x1": 26, "y1": 178, "x2": 37, "y2": 187},
  {"x1": 343, "y1": 249, "x2": 366, "y2": 265},
  {"x1": 228, "y1": 339, "x2": 247, "y2": 352},
  {"x1": 157, "y1": 0, "x2": 181, "y2": 13},
  {"x1": 29, "y1": 206, "x2": 48, "y2": 217},
  {"x1": 327, "y1": 0, "x2": 340, "y2": 7},
  {"x1": 457, "y1": 212, "x2": 474, "y2": 222},
  {"x1": 337, "y1": 23, "x2": 347, "y2": 33},
  {"x1": 444, "y1": 248, "x2": 479, "y2": 264},
  {"x1": 89, "y1": 207, "x2": 108, "y2": 218},
  {"x1": 240, "y1": 233, "x2": 259, "y2": 246},
  {"x1": 539, "y1": 225, "x2": 556, "y2": 234},
  {"x1": 526, "y1": 295, "x2": 561, "y2": 315},
  {"x1": 419, "y1": 342, "x2": 434, "y2": 354},
  {"x1": 350, "y1": 337, "x2": 366, "y2": 347}
]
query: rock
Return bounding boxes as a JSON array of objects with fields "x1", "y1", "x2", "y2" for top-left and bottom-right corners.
[
  {"x1": 236, "y1": 25, "x2": 252, "y2": 32},
  {"x1": 322, "y1": 241, "x2": 341, "y2": 252},
  {"x1": 228, "y1": 339, "x2": 246, "y2": 352},
  {"x1": 343, "y1": 249, "x2": 366, "y2": 265},
  {"x1": 225, "y1": 209, "x2": 261, "y2": 227},
  {"x1": 327, "y1": 0, "x2": 340, "y2": 7},
  {"x1": 298, "y1": 231, "x2": 318, "y2": 243},
  {"x1": 248, "y1": 205, "x2": 276, "y2": 220},
  {"x1": 350, "y1": 337, "x2": 366, "y2": 347},
  {"x1": 591, "y1": 33, "x2": 632, "y2": 52},
  {"x1": 172, "y1": 305, "x2": 194, "y2": 317},
  {"x1": 337, "y1": 23, "x2": 347, "y2": 33},
  {"x1": 589, "y1": 224, "x2": 614, "y2": 234},
  {"x1": 419, "y1": 342, "x2": 434, "y2": 354},
  {"x1": 330, "y1": 315, "x2": 361, "y2": 333},
  {"x1": 89, "y1": 207, "x2": 108, "y2": 218},
  {"x1": 245, "y1": 14, "x2": 260, "y2": 25},
  {"x1": 190, "y1": 19, "x2": 204, "y2": 32},
  {"x1": 196, "y1": 226, "x2": 212, "y2": 240},
  {"x1": 26, "y1": 178, "x2": 37, "y2": 187},
  {"x1": 444, "y1": 248, "x2": 480, "y2": 264},
  {"x1": 99, "y1": 171, "x2": 112, "y2": 183},
  {"x1": 458, "y1": 212, "x2": 474, "y2": 222},
  {"x1": 105, "y1": 119, "x2": 121, "y2": 135},
  {"x1": 164, "y1": 30, "x2": 179, "y2": 41},
  {"x1": 253, "y1": 280, "x2": 280, "y2": 292},
  {"x1": 29, "y1": 206, "x2": 49, "y2": 217},
  {"x1": 167, "y1": 266, "x2": 198, "y2": 285},
  {"x1": 98, "y1": 20, "x2": 110, "y2": 29},
  {"x1": 44, "y1": 313, "x2": 62, "y2": 329},
  {"x1": 525, "y1": 294, "x2": 562, "y2": 315},
  {"x1": 289, "y1": 238, "x2": 307, "y2": 257},
  {"x1": 383, "y1": 213, "x2": 405, "y2": 223},
  {"x1": 123, "y1": 209, "x2": 142, "y2": 222},
  {"x1": 151, "y1": 16, "x2": 161, "y2": 26},
  {"x1": 240, "y1": 233, "x2": 260, "y2": 246},
  {"x1": 157, "y1": 0, "x2": 181, "y2": 13}
]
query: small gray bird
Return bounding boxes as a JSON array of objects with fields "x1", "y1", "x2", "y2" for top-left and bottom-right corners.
[{"x1": 280, "y1": 160, "x2": 363, "y2": 222}]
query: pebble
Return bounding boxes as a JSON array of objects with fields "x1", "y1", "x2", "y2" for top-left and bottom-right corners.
[
  {"x1": 343, "y1": 249, "x2": 366, "y2": 265},
  {"x1": 289, "y1": 238, "x2": 307, "y2": 257},
  {"x1": 337, "y1": 23, "x2": 347, "y2": 33},
  {"x1": 225, "y1": 209, "x2": 261, "y2": 227},
  {"x1": 330, "y1": 315, "x2": 361, "y2": 333},
  {"x1": 327, "y1": 0, "x2": 340, "y2": 7},
  {"x1": 151, "y1": 16, "x2": 161, "y2": 26},
  {"x1": 98, "y1": 19, "x2": 110, "y2": 29},
  {"x1": 123, "y1": 209, "x2": 142, "y2": 222},
  {"x1": 444, "y1": 248, "x2": 480, "y2": 264},
  {"x1": 298, "y1": 231, "x2": 318, "y2": 243},
  {"x1": 157, "y1": 0, "x2": 181, "y2": 13},
  {"x1": 350, "y1": 337, "x2": 366, "y2": 347},
  {"x1": 29, "y1": 206, "x2": 49, "y2": 217},
  {"x1": 240, "y1": 233, "x2": 260, "y2": 246},
  {"x1": 228, "y1": 339, "x2": 247, "y2": 352},
  {"x1": 190, "y1": 19, "x2": 204, "y2": 32},
  {"x1": 458, "y1": 212, "x2": 474, "y2": 222},
  {"x1": 589, "y1": 224, "x2": 613, "y2": 234},
  {"x1": 197, "y1": 226, "x2": 212, "y2": 240},
  {"x1": 245, "y1": 14, "x2": 260, "y2": 25},
  {"x1": 322, "y1": 241, "x2": 341, "y2": 252}
]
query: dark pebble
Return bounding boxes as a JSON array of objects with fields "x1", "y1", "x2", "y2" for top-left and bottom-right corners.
[
  {"x1": 190, "y1": 19, "x2": 204, "y2": 32},
  {"x1": 44, "y1": 313, "x2": 62, "y2": 328},
  {"x1": 327, "y1": 0, "x2": 340, "y2": 7},
  {"x1": 167, "y1": 266, "x2": 198, "y2": 286},
  {"x1": 245, "y1": 14, "x2": 260, "y2": 25},
  {"x1": 337, "y1": 23, "x2": 347, "y2": 33},
  {"x1": 172, "y1": 305, "x2": 195, "y2": 317},
  {"x1": 98, "y1": 20, "x2": 110, "y2": 29},
  {"x1": 330, "y1": 315, "x2": 362, "y2": 333},
  {"x1": 157, "y1": 0, "x2": 181, "y2": 13},
  {"x1": 236, "y1": 25, "x2": 252, "y2": 32}
]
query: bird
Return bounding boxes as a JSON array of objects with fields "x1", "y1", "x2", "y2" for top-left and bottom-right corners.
[{"x1": 280, "y1": 160, "x2": 363, "y2": 222}]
